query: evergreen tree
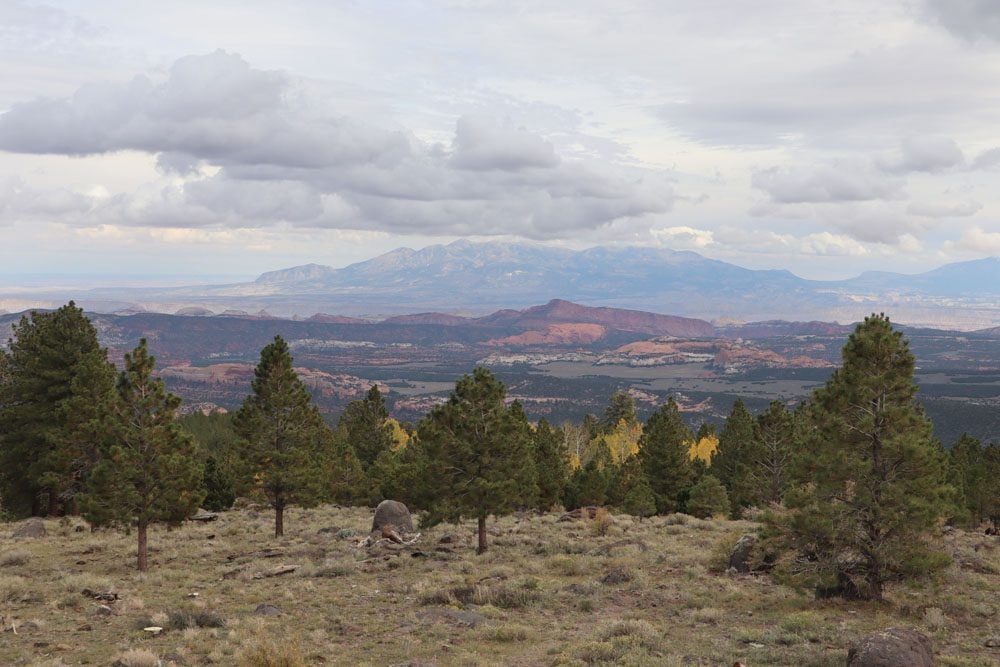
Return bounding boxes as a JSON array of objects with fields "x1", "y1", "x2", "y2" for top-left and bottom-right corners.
[
  {"x1": 948, "y1": 433, "x2": 991, "y2": 527},
  {"x1": 532, "y1": 418, "x2": 570, "y2": 511},
  {"x1": 600, "y1": 391, "x2": 637, "y2": 434},
  {"x1": 983, "y1": 442, "x2": 1000, "y2": 533},
  {"x1": 775, "y1": 314, "x2": 951, "y2": 601},
  {"x1": 233, "y1": 336, "x2": 328, "y2": 537},
  {"x1": 638, "y1": 397, "x2": 693, "y2": 514},
  {"x1": 410, "y1": 368, "x2": 537, "y2": 554},
  {"x1": 712, "y1": 399, "x2": 760, "y2": 513},
  {"x1": 338, "y1": 385, "x2": 393, "y2": 471},
  {"x1": 564, "y1": 458, "x2": 608, "y2": 509},
  {"x1": 753, "y1": 400, "x2": 795, "y2": 505},
  {"x1": 0, "y1": 302, "x2": 115, "y2": 517},
  {"x1": 201, "y1": 456, "x2": 235, "y2": 512},
  {"x1": 622, "y1": 475, "x2": 657, "y2": 521},
  {"x1": 80, "y1": 340, "x2": 203, "y2": 571},
  {"x1": 325, "y1": 424, "x2": 367, "y2": 505},
  {"x1": 686, "y1": 475, "x2": 731, "y2": 519}
]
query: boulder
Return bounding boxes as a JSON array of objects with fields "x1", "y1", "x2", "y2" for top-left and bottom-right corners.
[
  {"x1": 371, "y1": 500, "x2": 413, "y2": 534},
  {"x1": 847, "y1": 628, "x2": 933, "y2": 667},
  {"x1": 12, "y1": 518, "x2": 46, "y2": 539},
  {"x1": 728, "y1": 534, "x2": 755, "y2": 573},
  {"x1": 253, "y1": 603, "x2": 282, "y2": 617}
]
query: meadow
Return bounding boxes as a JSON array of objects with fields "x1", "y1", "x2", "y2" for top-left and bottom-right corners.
[{"x1": 1, "y1": 507, "x2": 998, "y2": 666}]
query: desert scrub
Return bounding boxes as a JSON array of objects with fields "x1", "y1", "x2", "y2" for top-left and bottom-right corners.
[
  {"x1": 706, "y1": 527, "x2": 752, "y2": 573},
  {"x1": 0, "y1": 574, "x2": 41, "y2": 603},
  {"x1": 113, "y1": 649, "x2": 161, "y2": 667},
  {"x1": 239, "y1": 622, "x2": 307, "y2": 667},
  {"x1": 480, "y1": 622, "x2": 533, "y2": 642},
  {"x1": 0, "y1": 550, "x2": 29, "y2": 567},
  {"x1": 547, "y1": 554, "x2": 586, "y2": 576}
]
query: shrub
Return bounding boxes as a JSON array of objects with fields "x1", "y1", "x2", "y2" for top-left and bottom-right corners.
[
  {"x1": 686, "y1": 475, "x2": 731, "y2": 519},
  {"x1": 590, "y1": 508, "x2": 613, "y2": 536}
]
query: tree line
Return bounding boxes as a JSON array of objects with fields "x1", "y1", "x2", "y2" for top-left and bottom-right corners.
[{"x1": 1, "y1": 305, "x2": 998, "y2": 600}]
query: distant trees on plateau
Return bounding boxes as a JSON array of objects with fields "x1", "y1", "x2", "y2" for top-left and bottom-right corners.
[{"x1": 2, "y1": 305, "x2": 997, "y2": 597}]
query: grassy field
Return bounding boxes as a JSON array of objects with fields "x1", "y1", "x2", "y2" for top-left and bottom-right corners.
[{"x1": 1, "y1": 506, "x2": 998, "y2": 666}]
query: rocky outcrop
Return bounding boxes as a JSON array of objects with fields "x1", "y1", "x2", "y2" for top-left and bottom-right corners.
[{"x1": 847, "y1": 628, "x2": 933, "y2": 667}]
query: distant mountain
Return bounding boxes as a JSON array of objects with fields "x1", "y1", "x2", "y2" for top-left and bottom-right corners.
[
  {"x1": 383, "y1": 299, "x2": 713, "y2": 338},
  {"x1": 245, "y1": 240, "x2": 825, "y2": 320},
  {"x1": 9, "y1": 240, "x2": 1000, "y2": 328},
  {"x1": 840, "y1": 257, "x2": 1000, "y2": 297}
]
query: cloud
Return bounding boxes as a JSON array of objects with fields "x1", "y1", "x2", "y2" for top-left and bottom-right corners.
[
  {"x1": 877, "y1": 136, "x2": 965, "y2": 173},
  {"x1": 906, "y1": 199, "x2": 981, "y2": 218},
  {"x1": 972, "y1": 147, "x2": 1000, "y2": 169},
  {"x1": 752, "y1": 161, "x2": 903, "y2": 204},
  {"x1": 451, "y1": 115, "x2": 559, "y2": 170},
  {"x1": 942, "y1": 226, "x2": 1000, "y2": 254},
  {"x1": 922, "y1": 0, "x2": 1000, "y2": 42},
  {"x1": 0, "y1": 52, "x2": 674, "y2": 238},
  {"x1": 650, "y1": 225, "x2": 715, "y2": 249}
]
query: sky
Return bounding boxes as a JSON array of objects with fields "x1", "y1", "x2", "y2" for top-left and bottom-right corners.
[{"x1": 1, "y1": 0, "x2": 999, "y2": 281}]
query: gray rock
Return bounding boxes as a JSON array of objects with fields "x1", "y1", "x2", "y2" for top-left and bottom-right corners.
[
  {"x1": 984, "y1": 636, "x2": 1000, "y2": 648},
  {"x1": 95, "y1": 605, "x2": 114, "y2": 616},
  {"x1": 372, "y1": 500, "x2": 413, "y2": 534},
  {"x1": 728, "y1": 534, "x2": 755, "y2": 573},
  {"x1": 253, "y1": 603, "x2": 282, "y2": 616},
  {"x1": 847, "y1": 628, "x2": 933, "y2": 667},
  {"x1": 12, "y1": 518, "x2": 46, "y2": 539}
]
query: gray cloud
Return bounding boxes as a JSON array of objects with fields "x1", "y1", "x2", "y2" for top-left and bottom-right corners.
[
  {"x1": 752, "y1": 161, "x2": 903, "y2": 204},
  {"x1": 972, "y1": 147, "x2": 1000, "y2": 169},
  {"x1": 906, "y1": 200, "x2": 982, "y2": 218},
  {"x1": 877, "y1": 136, "x2": 965, "y2": 174},
  {"x1": 923, "y1": 0, "x2": 1000, "y2": 42},
  {"x1": 451, "y1": 115, "x2": 559, "y2": 170},
  {"x1": 0, "y1": 52, "x2": 673, "y2": 237}
]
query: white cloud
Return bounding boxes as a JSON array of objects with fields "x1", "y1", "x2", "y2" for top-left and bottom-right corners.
[{"x1": 752, "y1": 161, "x2": 903, "y2": 204}]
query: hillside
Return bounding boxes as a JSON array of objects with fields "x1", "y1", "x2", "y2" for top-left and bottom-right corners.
[{"x1": 0, "y1": 507, "x2": 996, "y2": 665}]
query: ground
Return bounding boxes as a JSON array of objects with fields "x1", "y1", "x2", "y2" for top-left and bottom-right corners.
[{"x1": 0, "y1": 506, "x2": 998, "y2": 666}]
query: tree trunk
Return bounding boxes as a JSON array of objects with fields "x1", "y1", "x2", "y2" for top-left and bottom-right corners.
[
  {"x1": 275, "y1": 501, "x2": 284, "y2": 538},
  {"x1": 137, "y1": 519, "x2": 148, "y2": 572},
  {"x1": 47, "y1": 488, "x2": 59, "y2": 517},
  {"x1": 477, "y1": 515, "x2": 488, "y2": 555}
]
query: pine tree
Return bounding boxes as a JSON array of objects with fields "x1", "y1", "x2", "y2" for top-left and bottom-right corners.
[
  {"x1": 983, "y1": 442, "x2": 1000, "y2": 533},
  {"x1": 233, "y1": 336, "x2": 328, "y2": 537},
  {"x1": 948, "y1": 433, "x2": 992, "y2": 527},
  {"x1": 712, "y1": 399, "x2": 760, "y2": 513},
  {"x1": 325, "y1": 425, "x2": 367, "y2": 505},
  {"x1": 638, "y1": 397, "x2": 693, "y2": 514},
  {"x1": 338, "y1": 385, "x2": 394, "y2": 471},
  {"x1": 532, "y1": 418, "x2": 570, "y2": 511},
  {"x1": 686, "y1": 475, "x2": 731, "y2": 519},
  {"x1": 201, "y1": 456, "x2": 236, "y2": 512},
  {"x1": 0, "y1": 302, "x2": 115, "y2": 517},
  {"x1": 600, "y1": 391, "x2": 637, "y2": 434},
  {"x1": 410, "y1": 368, "x2": 538, "y2": 554},
  {"x1": 623, "y1": 475, "x2": 657, "y2": 521},
  {"x1": 753, "y1": 400, "x2": 795, "y2": 505},
  {"x1": 80, "y1": 340, "x2": 203, "y2": 571},
  {"x1": 776, "y1": 314, "x2": 952, "y2": 601}
]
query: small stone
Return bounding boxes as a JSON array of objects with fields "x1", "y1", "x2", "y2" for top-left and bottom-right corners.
[
  {"x1": 76, "y1": 624, "x2": 93, "y2": 632},
  {"x1": 95, "y1": 605, "x2": 114, "y2": 616},
  {"x1": 253, "y1": 603, "x2": 282, "y2": 616},
  {"x1": 437, "y1": 534, "x2": 455, "y2": 544},
  {"x1": 143, "y1": 626, "x2": 163, "y2": 635},
  {"x1": 728, "y1": 534, "x2": 756, "y2": 573},
  {"x1": 984, "y1": 636, "x2": 1000, "y2": 648}
]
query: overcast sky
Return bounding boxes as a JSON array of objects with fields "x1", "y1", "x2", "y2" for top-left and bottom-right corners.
[{"x1": 1, "y1": 0, "x2": 999, "y2": 281}]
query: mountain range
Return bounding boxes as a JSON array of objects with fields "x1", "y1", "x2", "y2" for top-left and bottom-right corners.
[{"x1": 5, "y1": 241, "x2": 1000, "y2": 329}]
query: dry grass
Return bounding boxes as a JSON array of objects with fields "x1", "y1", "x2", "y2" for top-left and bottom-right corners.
[{"x1": 0, "y1": 506, "x2": 997, "y2": 665}]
